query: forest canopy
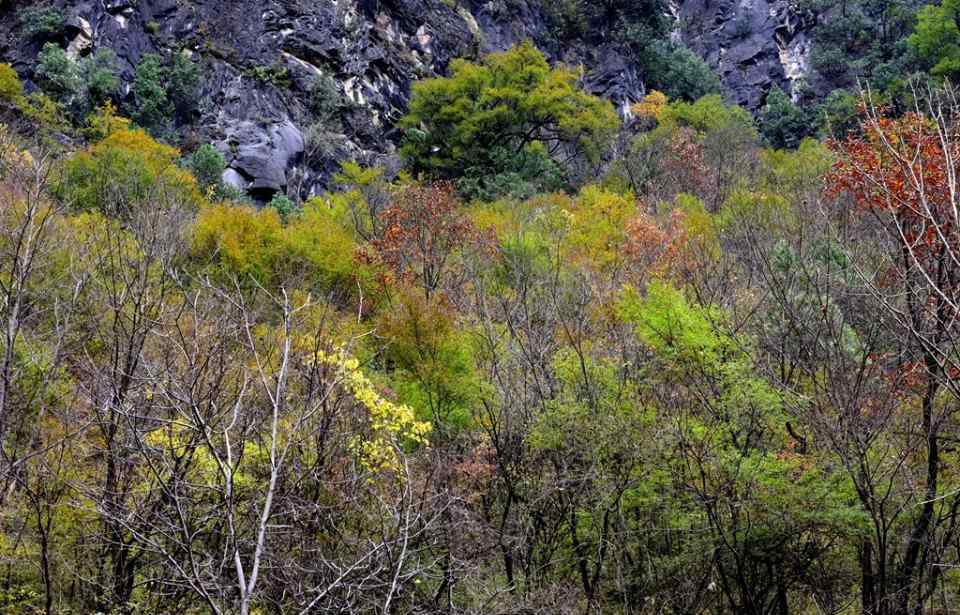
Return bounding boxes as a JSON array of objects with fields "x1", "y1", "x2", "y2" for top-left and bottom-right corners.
[{"x1": 2, "y1": 15, "x2": 960, "y2": 614}]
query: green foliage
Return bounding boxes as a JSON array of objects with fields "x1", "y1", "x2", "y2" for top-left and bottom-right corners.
[
  {"x1": 132, "y1": 52, "x2": 201, "y2": 133},
  {"x1": 620, "y1": 281, "x2": 732, "y2": 368},
  {"x1": 399, "y1": 41, "x2": 619, "y2": 195},
  {"x1": 35, "y1": 44, "x2": 120, "y2": 119},
  {"x1": 82, "y1": 48, "x2": 120, "y2": 107},
  {"x1": 19, "y1": 5, "x2": 65, "y2": 38},
  {"x1": 809, "y1": 0, "x2": 920, "y2": 90},
  {"x1": 267, "y1": 193, "x2": 296, "y2": 221},
  {"x1": 168, "y1": 52, "x2": 201, "y2": 117},
  {"x1": 543, "y1": 0, "x2": 670, "y2": 44},
  {"x1": 188, "y1": 144, "x2": 226, "y2": 196},
  {"x1": 132, "y1": 53, "x2": 171, "y2": 132},
  {"x1": 59, "y1": 126, "x2": 203, "y2": 215},
  {"x1": 309, "y1": 74, "x2": 344, "y2": 125},
  {"x1": 909, "y1": 0, "x2": 960, "y2": 80},
  {"x1": 759, "y1": 85, "x2": 811, "y2": 149},
  {"x1": 0, "y1": 64, "x2": 24, "y2": 106},
  {"x1": 658, "y1": 94, "x2": 757, "y2": 137},
  {"x1": 457, "y1": 142, "x2": 565, "y2": 201},
  {"x1": 816, "y1": 89, "x2": 860, "y2": 137},
  {"x1": 376, "y1": 291, "x2": 484, "y2": 435},
  {"x1": 35, "y1": 43, "x2": 80, "y2": 103},
  {"x1": 192, "y1": 196, "x2": 367, "y2": 295},
  {"x1": 642, "y1": 41, "x2": 722, "y2": 101},
  {"x1": 248, "y1": 63, "x2": 290, "y2": 87}
]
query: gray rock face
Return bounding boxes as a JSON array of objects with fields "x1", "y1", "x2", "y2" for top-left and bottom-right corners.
[
  {"x1": 0, "y1": 0, "x2": 819, "y2": 198},
  {"x1": 677, "y1": 0, "x2": 815, "y2": 109}
]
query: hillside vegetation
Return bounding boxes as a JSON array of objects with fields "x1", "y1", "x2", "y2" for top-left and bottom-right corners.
[{"x1": 2, "y1": 2, "x2": 960, "y2": 613}]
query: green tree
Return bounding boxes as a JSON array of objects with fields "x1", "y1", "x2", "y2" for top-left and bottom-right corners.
[
  {"x1": 188, "y1": 144, "x2": 226, "y2": 196},
  {"x1": 267, "y1": 193, "x2": 296, "y2": 221},
  {"x1": 643, "y1": 42, "x2": 722, "y2": 102},
  {"x1": 80, "y1": 48, "x2": 119, "y2": 107},
  {"x1": 167, "y1": 52, "x2": 200, "y2": 119},
  {"x1": 35, "y1": 43, "x2": 80, "y2": 103},
  {"x1": 19, "y1": 5, "x2": 65, "y2": 38},
  {"x1": 815, "y1": 89, "x2": 859, "y2": 138},
  {"x1": 132, "y1": 53, "x2": 171, "y2": 132},
  {"x1": 399, "y1": 41, "x2": 619, "y2": 192},
  {"x1": 759, "y1": 85, "x2": 811, "y2": 149},
  {"x1": 909, "y1": 0, "x2": 960, "y2": 80},
  {"x1": 0, "y1": 64, "x2": 24, "y2": 106}
]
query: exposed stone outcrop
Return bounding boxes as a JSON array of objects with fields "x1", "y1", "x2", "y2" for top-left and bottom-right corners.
[
  {"x1": 677, "y1": 0, "x2": 815, "y2": 109},
  {"x1": 0, "y1": 0, "x2": 821, "y2": 199}
]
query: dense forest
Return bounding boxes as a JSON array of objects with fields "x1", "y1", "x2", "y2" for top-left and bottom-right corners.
[{"x1": 3, "y1": 0, "x2": 960, "y2": 614}]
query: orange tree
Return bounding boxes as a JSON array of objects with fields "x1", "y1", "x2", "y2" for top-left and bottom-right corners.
[{"x1": 827, "y1": 91, "x2": 960, "y2": 615}]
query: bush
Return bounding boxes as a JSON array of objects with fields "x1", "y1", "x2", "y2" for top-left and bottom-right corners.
[
  {"x1": 909, "y1": 0, "x2": 960, "y2": 81},
  {"x1": 309, "y1": 74, "x2": 343, "y2": 127},
  {"x1": 458, "y1": 143, "x2": 566, "y2": 201},
  {"x1": 19, "y1": 6, "x2": 65, "y2": 38},
  {"x1": 168, "y1": 53, "x2": 201, "y2": 118},
  {"x1": 34, "y1": 44, "x2": 119, "y2": 118},
  {"x1": 188, "y1": 144, "x2": 226, "y2": 195},
  {"x1": 60, "y1": 126, "x2": 203, "y2": 216},
  {"x1": 268, "y1": 194, "x2": 296, "y2": 221},
  {"x1": 131, "y1": 52, "x2": 201, "y2": 133},
  {"x1": 643, "y1": 42, "x2": 722, "y2": 102},
  {"x1": 35, "y1": 43, "x2": 81, "y2": 103},
  {"x1": 399, "y1": 41, "x2": 619, "y2": 192},
  {"x1": 759, "y1": 85, "x2": 811, "y2": 149},
  {"x1": 816, "y1": 89, "x2": 859, "y2": 138},
  {"x1": 132, "y1": 54, "x2": 171, "y2": 132},
  {"x1": 0, "y1": 64, "x2": 24, "y2": 106},
  {"x1": 82, "y1": 48, "x2": 120, "y2": 107}
]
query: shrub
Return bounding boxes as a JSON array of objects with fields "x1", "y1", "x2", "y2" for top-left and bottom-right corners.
[
  {"x1": 643, "y1": 42, "x2": 722, "y2": 102},
  {"x1": 309, "y1": 74, "x2": 343, "y2": 127},
  {"x1": 816, "y1": 89, "x2": 859, "y2": 138},
  {"x1": 132, "y1": 53, "x2": 171, "y2": 132},
  {"x1": 268, "y1": 194, "x2": 296, "y2": 221},
  {"x1": 19, "y1": 6, "x2": 65, "y2": 38},
  {"x1": 399, "y1": 41, "x2": 619, "y2": 193},
  {"x1": 909, "y1": 0, "x2": 960, "y2": 81},
  {"x1": 457, "y1": 143, "x2": 565, "y2": 201},
  {"x1": 131, "y1": 52, "x2": 201, "y2": 133},
  {"x1": 60, "y1": 126, "x2": 203, "y2": 216},
  {"x1": 759, "y1": 85, "x2": 811, "y2": 149},
  {"x1": 35, "y1": 43, "x2": 81, "y2": 103},
  {"x1": 188, "y1": 144, "x2": 226, "y2": 195},
  {"x1": 0, "y1": 64, "x2": 24, "y2": 106},
  {"x1": 81, "y1": 48, "x2": 120, "y2": 107},
  {"x1": 168, "y1": 53, "x2": 201, "y2": 118}
]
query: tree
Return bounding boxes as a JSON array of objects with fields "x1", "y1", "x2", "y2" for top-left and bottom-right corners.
[
  {"x1": 759, "y1": 85, "x2": 811, "y2": 149},
  {"x1": 35, "y1": 43, "x2": 80, "y2": 104},
  {"x1": 132, "y1": 53, "x2": 171, "y2": 132},
  {"x1": 81, "y1": 48, "x2": 120, "y2": 107},
  {"x1": 59, "y1": 125, "x2": 203, "y2": 216},
  {"x1": 643, "y1": 42, "x2": 722, "y2": 102},
  {"x1": 909, "y1": 0, "x2": 960, "y2": 81},
  {"x1": 188, "y1": 144, "x2": 226, "y2": 196},
  {"x1": 368, "y1": 182, "x2": 487, "y2": 299},
  {"x1": 825, "y1": 86, "x2": 960, "y2": 615},
  {"x1": 399, "y1": 42, "x2": 619, "y2": 192}
]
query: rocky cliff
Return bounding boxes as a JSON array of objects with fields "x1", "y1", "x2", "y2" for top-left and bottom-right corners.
[{"x1": 0, "y1": 0, "x2": 820, "y2": 200}]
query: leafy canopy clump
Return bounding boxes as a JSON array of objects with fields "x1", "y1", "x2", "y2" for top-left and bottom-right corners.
[
  {"x1": 399, "y1": 41, "x2": 619, "y2": 193},
  {"x1": 59, "y1": 125, "x2": 202, "y2": 215},
  {"x1": 909, "y1": 0, "x2": 960, "y2": 81}
]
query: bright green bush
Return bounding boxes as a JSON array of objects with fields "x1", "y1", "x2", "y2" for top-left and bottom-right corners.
[{"x1": 399, "y1": 41, "x2": 619, "y2": 194}]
